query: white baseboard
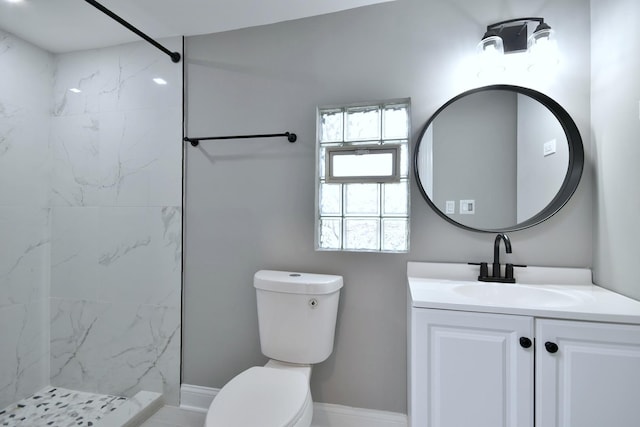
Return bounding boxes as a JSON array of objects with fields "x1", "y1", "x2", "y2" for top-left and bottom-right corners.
[
  {"x1": 180, "y1": 384, "x2": 407, "y2": 427},
  {"x1": 180, "y1": 383, "x2": 217, "y2": 413},
  {"x1": 312, "y1": 402, "x2": 407, "y2": 427}
]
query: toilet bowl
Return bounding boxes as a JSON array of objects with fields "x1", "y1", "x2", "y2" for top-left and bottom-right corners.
[
  {"x1": 205, "y1": 362, "x2": 313, "y2": 427},
  {"x1": 204, "y1": 270, "x2": 343, "y2": 427}
]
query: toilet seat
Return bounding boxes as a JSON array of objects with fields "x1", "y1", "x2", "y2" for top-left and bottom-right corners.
[{"x1": 205, "y1": 366, "x2": 312, "y2": 427}]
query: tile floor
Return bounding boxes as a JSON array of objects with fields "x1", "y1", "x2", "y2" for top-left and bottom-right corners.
[
  {"x1": 139, "y1": 406, "x2": 332, "y2": 427},
  {"x1": 139, "y1": 406, "x2": 206, "y2": 427}
]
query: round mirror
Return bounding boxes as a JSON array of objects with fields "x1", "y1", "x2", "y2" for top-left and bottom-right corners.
[{"x1": 414, "y1": 85, "x2": 584, "y2": 232}]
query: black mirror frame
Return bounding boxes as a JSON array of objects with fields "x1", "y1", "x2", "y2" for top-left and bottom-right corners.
[{"x1": 413, "y1": 84, "x2": 584, "y2": 233}]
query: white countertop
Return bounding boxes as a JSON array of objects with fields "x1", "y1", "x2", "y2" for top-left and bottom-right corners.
[{"x1": 408, "y1": 262, "x2": 640, "y2": 325}]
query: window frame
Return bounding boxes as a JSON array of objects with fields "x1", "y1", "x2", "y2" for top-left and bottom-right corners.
[{"x1": 325, "y1": 144, "x2": 401, "y2": 184}]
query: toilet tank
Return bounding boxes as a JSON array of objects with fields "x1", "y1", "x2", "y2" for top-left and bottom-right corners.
[{"x1": 254, "y1": 270, "x2": 343, "y2": 364}]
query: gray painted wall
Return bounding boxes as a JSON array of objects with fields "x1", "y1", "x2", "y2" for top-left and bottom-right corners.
[
  {"x1": 184, "y1": 0, "x2": 592, "y2": 413},
  {"x1": 432, "y1": 90, "x2": 517, "y2": 229},
  {"x1": 591, "y1": 0, "x2": 640, "y2": 300},
  {"x1": 516, "y1": 93, "x2": 568, "y2": 222}
]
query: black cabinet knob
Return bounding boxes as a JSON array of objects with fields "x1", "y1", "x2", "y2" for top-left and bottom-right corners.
[
  {"x1": 545, "y1": 341, "x2": 559, "y2": 353},
  {"x1": 519, "y1": 337, "x2": 532, "y2": 348}
]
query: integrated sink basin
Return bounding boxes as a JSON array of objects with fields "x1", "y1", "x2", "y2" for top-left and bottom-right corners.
[{"x1": 453, "y1": 282, "x2": 580, "y2": 308}]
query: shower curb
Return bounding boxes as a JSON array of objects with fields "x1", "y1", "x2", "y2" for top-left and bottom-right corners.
[{"x1": 97, "y1": 391, "x2": 163, "y2": 427}]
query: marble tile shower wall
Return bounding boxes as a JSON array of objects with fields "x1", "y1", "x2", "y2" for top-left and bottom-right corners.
[
  {"x1": 48, "y1": 38, "x2": 183, "y2": 404},
  {"x1": 0, "y1": 30, "x2": 52, "y2": 409}
]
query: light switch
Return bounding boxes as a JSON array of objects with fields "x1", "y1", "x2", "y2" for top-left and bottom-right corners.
[
  {"x1": 445, "y1": 200, "x2": 455, "y2": 214},
  {"x1": 543, "y1": 139, "x2": 556, "y2": 157},
  {"x1": 460, "y1": 199, "x2": 475, "y2": 215}
]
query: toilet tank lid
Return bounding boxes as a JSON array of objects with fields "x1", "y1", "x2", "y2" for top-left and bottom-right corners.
[{"x1": 254, "y1": 270, "x2": 343, "y2": 295}]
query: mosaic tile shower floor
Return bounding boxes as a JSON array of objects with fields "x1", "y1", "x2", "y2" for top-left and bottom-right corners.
[{"x1": 0, "y1": 387, "x2": 127, "y2": 427}]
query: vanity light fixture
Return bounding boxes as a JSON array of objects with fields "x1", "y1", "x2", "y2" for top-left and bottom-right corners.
[{"x1": 478, "y1": 17, "x2": 557, "y2": 71}]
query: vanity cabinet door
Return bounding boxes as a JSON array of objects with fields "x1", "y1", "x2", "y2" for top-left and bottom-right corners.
[
  {"x1": 535, "y1": 319, "x2": 640, "y2": 427},
  {"x1": 410, "y1": 308, "x2": 534, "y2": 427}
]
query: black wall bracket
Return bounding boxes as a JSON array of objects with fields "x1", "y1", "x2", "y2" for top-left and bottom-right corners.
[{"x1": 84, "y1": 0, "x2": 181, "y2": 63}]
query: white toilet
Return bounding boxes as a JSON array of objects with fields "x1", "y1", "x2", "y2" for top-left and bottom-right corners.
[{"x1": 205, "y1": 270, "x2": 343, "y2": 427}]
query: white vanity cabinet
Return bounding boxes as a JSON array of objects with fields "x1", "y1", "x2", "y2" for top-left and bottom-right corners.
[
  {"x1": 409, "y1": 308, "x2": 534, "y2": 427},
  {"x1": 535, "y1": 318, "x2": 640, "y2": 427},
  {"x1": 409, "y1": 307, "x2": 640, "y2": 427}
]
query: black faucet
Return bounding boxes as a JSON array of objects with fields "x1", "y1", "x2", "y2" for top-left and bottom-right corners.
[
  {"x1": 492, "y1": 233, "x2": 512, "y2": 278},
  {"x1": 475, "y1": 233, "x2": 522, "y2": 283}
]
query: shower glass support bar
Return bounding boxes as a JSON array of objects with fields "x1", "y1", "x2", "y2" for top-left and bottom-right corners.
[
  {"x1": 184, "y1": 132, "x2": 298, "y2": 147},
  {"x1": 84, "y1": 0, "x2": 181, "y2": 63}
]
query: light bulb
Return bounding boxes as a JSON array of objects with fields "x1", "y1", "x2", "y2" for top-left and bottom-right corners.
[
  {"x1": 528, "y1": 27, "x2": 559, "y2": 71},
  {"x1": 477, "y1": 35, "x2": 505, "y2": 77}
]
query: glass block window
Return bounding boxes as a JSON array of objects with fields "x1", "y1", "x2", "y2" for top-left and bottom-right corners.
[{"x1": 316, "y1": 101, "x2": 410, "y2": 252}]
